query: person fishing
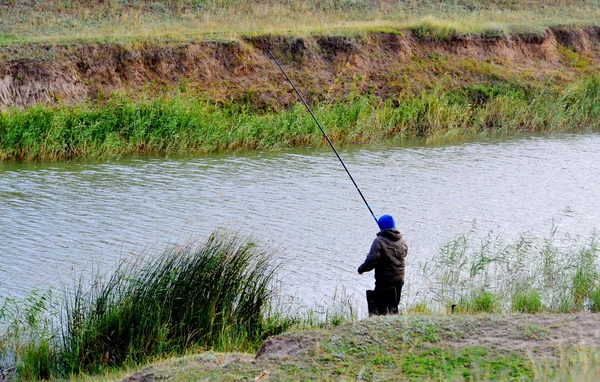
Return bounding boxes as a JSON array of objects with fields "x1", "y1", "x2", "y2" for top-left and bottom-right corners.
[
  {"x1": 263, "y1": 42, "x2": 406, "y2": 315},
  {"x1": 358, "y1": 214, "x2": 408, "y2": 315}
]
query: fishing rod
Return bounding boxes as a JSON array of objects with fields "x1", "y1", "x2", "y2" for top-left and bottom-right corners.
[{"x1": 261, "y1": 39, "x2": 378, "y2": 225}]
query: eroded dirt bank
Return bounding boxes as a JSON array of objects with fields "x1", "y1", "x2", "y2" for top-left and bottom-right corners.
[{"x1": 2, "y1": 27, "x2": 600, "y2": 110}]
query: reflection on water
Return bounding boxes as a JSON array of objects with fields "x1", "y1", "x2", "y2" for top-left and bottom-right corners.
[{"x1": 1, "y1": 134, "x2": 600, "y2": 313}]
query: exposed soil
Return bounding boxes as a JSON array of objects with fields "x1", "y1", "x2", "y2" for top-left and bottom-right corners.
[
  {"x1": 445, "y1": 313, "x2": 600, "y2": 357},
  {"x1": 120, "y1": 314, "x2": 600, "y2": 381},
  {"x1": 2, "y1": 27, "x2": 600, "y2": 110},
  {"x1": 255, "y1": 333, "x2": 322, "y2": 360}
]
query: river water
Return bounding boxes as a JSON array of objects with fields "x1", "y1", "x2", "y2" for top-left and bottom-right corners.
[{"x1": 1, "y1": 134, "x2": 600, "y2": 314}]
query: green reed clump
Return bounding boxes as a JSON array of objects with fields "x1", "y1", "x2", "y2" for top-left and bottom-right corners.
[
  {"x1": 589, "y1": 286, "x2": 600, "y2": 313},
  {"x1": 511, "y1": 290, "x2": 544, "y2": 313},
  {"x1": 0, "y1": 232, "x2": 304, "y2": 379},
  {"x1": 58, "y1": 232, "x2": 285, "y2": 375},
  {"x1": 0, "y1": 291, "x2": 57, "y2": 381},
  {"x1": 2, "y1": 75, "x2": 600, "y2": 162},
  {"x1": 420, "y1": 227, "x2": 600, "y2": 314},
  {"x1": 455, "y1": 290, "x2": 501, "y2": 313}
]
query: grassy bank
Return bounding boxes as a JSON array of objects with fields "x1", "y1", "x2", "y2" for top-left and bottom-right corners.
[
  {"x1": 3, "y1": 228, "x2": 600, "y2": 379},
  {"x1": 102, "y1": 228, "x2": 600, "y2": 381},
  {"x1": 2, "y1": 75, "x2": 600, "y2": 162},
  {"x1": 0, "y1": 232, "x2": 302, "y2": 380},
  {"x1": 77, "y1": 314, "x2": 600, "y2": 381},
  {"x1": 2, "y1": 0, "x2": 600, "y2": 45}
]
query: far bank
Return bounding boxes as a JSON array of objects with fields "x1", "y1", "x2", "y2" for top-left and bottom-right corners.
[{"x1": 2, "y1": 27, "x2": 600, "y2": 161}]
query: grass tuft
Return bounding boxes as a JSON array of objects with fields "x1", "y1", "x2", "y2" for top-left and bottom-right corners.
[
  {"x1": 511, "y1": 290, "x2": 544, "y2": 313},
  {"x1": 410, "y1": 17, "x2": 506, "y2": 40},
  {"x1": 589, "y1": 286, "x2": 600, "y2": 313},
  {"x1": 0, "y1": 231, "x2": 325, "y2": 379},
  {"x1": 455, "y1": 290, "x2": 501, "y2": 314},
  {"x1": 420, "y1": 226, "x2": 600, "y2": 314}
]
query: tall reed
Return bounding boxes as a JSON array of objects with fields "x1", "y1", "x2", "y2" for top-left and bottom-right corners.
[
  {"x1": 0, "y1": 291, "x2": 57, "y2": 381},
  {"x1": 2, "y1": 75, "x2": 600, "y2": 162},
  {"x1": 59, "y1": 231, "x2": 286, "y2": 374},
  {"x1": 1, "y1": 231, "x2": 298, "y2": 379},
  {"x1": 419, "y1": 226, "x2": 600, "y2": 314}
]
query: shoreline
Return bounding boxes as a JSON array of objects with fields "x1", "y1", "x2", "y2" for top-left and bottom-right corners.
[{"x1": 91, "y1": 313, "x2": 600, "y2": 381}]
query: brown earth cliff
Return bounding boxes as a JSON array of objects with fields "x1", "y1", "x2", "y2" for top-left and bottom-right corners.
[{"x1": 1, "y1": 27, "x2": 600, "y2": 110}]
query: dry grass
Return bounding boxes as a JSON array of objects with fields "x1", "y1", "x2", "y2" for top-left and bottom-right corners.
[{"x1": 1, "y1": 0, "x2": 600, "y2": 45}]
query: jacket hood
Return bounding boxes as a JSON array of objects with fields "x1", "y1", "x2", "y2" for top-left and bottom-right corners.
[{"x1": 377, "y1": 228, "x2": 402, "y2": 241}]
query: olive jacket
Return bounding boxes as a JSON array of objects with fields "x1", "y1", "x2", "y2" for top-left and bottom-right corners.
[{"x1": 358, "y1": 228, "x2": 408, "y2": 289}]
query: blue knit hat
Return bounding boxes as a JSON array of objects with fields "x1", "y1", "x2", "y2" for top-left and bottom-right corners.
[{"x1": 377, "y1": 214, "x2": 396, "y2": 231}]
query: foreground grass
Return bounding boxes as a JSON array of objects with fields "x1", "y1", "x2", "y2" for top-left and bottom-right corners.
[
  {"x1": 1, "y1": 0, "x2": 600, "y2": 45},
  {"x1": 0, "y1": 232, "x2": 292, "y2": 380},
  {"x1": 416, "y1": 226, "x2": 600, "y2": 315},
  {"x1": 4, "y1": 228, "x2": 600, "y2": 380},
  {"x1": 0, "y1": 231, "x2": 356, "y2": 380},
  {"x1": 76, "y1": 314, "x2": 600, "y2": 381},
  {"x1": 2, "y1": 74, "x2": 600, "y2": 162}
]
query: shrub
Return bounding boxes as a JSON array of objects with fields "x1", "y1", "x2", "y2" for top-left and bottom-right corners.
[
  {"x1": 456, "y1": 290, "x2": 500, "y2": 313},
  {"x1": 512, "y1": 290, "x2": 544, "y2": 313},
  {"x1": 589, "y1": 286, "x2": 600, "y2": 313}
]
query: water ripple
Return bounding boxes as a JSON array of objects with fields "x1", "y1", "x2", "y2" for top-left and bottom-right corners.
[{"x1": 2, "y1": 134, "x2": 600, "y2": 309}]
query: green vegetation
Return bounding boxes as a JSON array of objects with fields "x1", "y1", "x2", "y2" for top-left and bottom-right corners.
[
  {"x1": 3, "y1": 75, "x2": 600, "y2": 162},
  {"x1": 512, "y1": 290, "x2": 544, "y2": 313},
  {"x1": 0, "y1": 292, "x2": 57, "y2": 381},
  {"x1": 399, "y1": 346, "x2": 532, "y2": 380},
  {"x1": 420, "y1": 226, "x2": 600, "y2": 314},
  {"x1": 589, "y1": 285, "x2": 600, "y2": 312},
  {"x1": 410, "y1": 17, "x2": 506, "y2": 40},
  {"x1": 0, "y1": 232, "x2": 324, "y2": 380},
  {"x1": 455, "y1": 290, "x2": 501, "y2": 314},
  {"x1": 1, "y1": 0, "x2": 600, "y2": 45},
  {"x1": 59, "y1": 232, "x2": 282, "y2": 374},
  {"x1": 4, "y1": 228, "x2": 600, "y2": 380},
  {"x1": 72, "y1": 314, "x2": 600, "y2": 382}
]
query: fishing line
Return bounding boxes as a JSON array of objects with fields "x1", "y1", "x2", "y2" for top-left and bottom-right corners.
[{"x1": 261, "y1": 38, "x2": 378, "y2": 224}]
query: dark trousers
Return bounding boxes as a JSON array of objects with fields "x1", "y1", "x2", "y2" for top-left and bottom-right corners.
[{"x1": 368, "y1": 281, "x2": 404, "y2": 316}]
